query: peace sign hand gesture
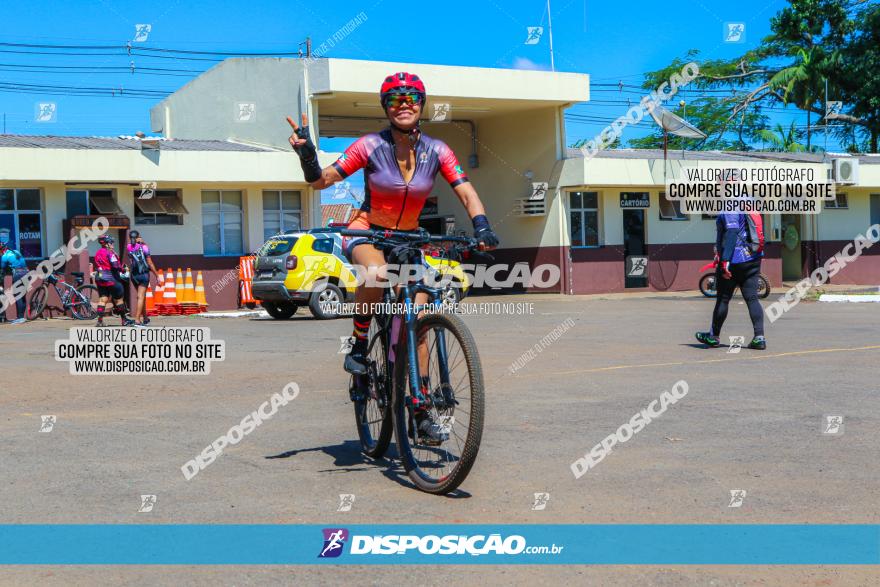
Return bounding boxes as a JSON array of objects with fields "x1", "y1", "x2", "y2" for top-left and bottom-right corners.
[
  {"x1": 286, "y1": 113, "x2": 323, "y2": 183},
  {"x1": 287, "y1": 113, "x2": 310, "y2": 150}
]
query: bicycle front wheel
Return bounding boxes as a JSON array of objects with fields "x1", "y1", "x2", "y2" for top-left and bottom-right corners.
[
  {"x1": 26, "y1": 286, "x2": 48, "y2": 320},
  {"x1": 699, "y1": 274, "x2": 717, "y2": 298},
  {"x1": 71, "y1": 285, "x2": 98, "y2": 320},
  {"x1": 392, "y1": 312, "x2": 485, "y2": 495},
  {"x1": 353, "y1": 322, "x2": 393, "y2": 459}
]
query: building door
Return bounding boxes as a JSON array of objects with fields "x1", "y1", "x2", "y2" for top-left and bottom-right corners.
[
  {"x1": 781, "y1": 214, "x2": 802, "y2": 281},
  {"x1": 623, "y1": 209, "x2": 647, "y2": 288}
]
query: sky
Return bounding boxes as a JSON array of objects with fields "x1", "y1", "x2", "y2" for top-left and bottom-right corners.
[{"x1": 0, "y1": 0, "x2": 846, "y2": 202}]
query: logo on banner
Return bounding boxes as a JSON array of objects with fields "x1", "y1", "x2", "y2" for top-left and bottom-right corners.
[{"x1": 318, "y1": 528, "x2": 349, "y2": 558}]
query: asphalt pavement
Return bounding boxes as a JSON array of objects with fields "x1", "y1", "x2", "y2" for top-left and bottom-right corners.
[{"x1": 1, "y1": 293, "x2": 877, "y2": 585}]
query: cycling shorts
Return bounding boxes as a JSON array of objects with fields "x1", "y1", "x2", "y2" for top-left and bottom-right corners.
[{"x1": 97, "y1": 281, "x2": 125, "y2": 300}]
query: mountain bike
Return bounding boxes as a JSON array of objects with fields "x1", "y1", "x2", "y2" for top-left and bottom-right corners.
[
  {"x1": 342, "y1": 228, "x2": 485, "y2": 495},
  {"x1": 26, "y1": 272, "x2": 99, "y2": 320},
  {"x1": 698, "y1": 260, "x2": 770, "y2": 299}
]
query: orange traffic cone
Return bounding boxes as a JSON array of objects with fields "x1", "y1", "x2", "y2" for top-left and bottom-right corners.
[
  {"x1": 163, "y1": 268, "x2": 179, "y2": 314},
  {"x1": 181, "y1": 268, "x2": 196, "y2": 305},
  {"x1": 145, "y1": 285, "x2": 155, "y2": 313},
  {"x1": 153, "y1": 276, "x2": 165, "y2": 315},
  {"x1": 195, "y1": 271, "x2": 208, "y2": 310}
]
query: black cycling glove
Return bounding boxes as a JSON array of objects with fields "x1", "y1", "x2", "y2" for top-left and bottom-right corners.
[
  {"x1": 292, "y1": 125, "x2": 323, "y2": 183},
  {"x1": 472, "y1": 215, "x2": 499, "y2": 248}
]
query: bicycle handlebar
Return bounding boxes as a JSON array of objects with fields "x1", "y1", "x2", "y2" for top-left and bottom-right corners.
[{"x1": 339, "y1": 228, "x2": 477, "y2": 246}]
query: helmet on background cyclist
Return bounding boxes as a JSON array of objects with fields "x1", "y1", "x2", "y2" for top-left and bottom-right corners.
[{"x1": 98, "y1": 235, "x2": 114, "y2": 246}]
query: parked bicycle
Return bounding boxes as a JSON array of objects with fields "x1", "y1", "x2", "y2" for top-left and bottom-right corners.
[
  {"x1": 26, "y1": 271, "x2": 99, "y2": 320},
  {"x1": 342, "y1": 227, "x2": 485, "y2": 495},
  {"x1": 698, "y1": 260, "x2": 770, "y2": 299}
]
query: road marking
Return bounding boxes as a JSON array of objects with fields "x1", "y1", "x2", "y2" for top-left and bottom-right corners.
[{"x1": 513, "y1": 345, "x2": 880, "y2": 378}]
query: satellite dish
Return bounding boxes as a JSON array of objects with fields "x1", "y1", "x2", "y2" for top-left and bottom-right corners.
[
  {"x1": 648, "y1": 105, "x2": 706, "y2": 139},
  {"x1": 648, "y1": 104, "x2": 707, "y2": 183}
]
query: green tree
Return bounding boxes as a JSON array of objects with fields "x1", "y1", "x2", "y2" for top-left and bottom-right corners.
[
  {"x1": 636, "y1": 0, "x2": 880, "y2": 152},
  {"x1": 755, "y1": 122, "x2": 809, "y2": 152}
]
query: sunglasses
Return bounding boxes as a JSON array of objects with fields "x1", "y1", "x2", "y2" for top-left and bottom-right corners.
[{"x1": 386, "y1": 93, "x2": 423, "y2": 109}]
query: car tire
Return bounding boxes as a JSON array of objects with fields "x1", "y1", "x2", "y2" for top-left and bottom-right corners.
[
  {"x1": 263, "y1": 301, "x2": 298, "y2": 320},
  {"x1": 309, "y1": 282, "x2": 344, "y2": 319}
]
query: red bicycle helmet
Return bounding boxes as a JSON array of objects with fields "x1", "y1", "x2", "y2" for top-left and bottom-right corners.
[
  {"x1": 98, "y1": 234, "x2": 114, "y2": 246},
  {"x1": 380, "y1": 72, "x2": 426, "y2": 108}
]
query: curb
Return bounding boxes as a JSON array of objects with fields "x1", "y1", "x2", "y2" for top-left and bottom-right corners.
[{"x1": 818, "y1": 294, "x2": 880, "y2": 303}]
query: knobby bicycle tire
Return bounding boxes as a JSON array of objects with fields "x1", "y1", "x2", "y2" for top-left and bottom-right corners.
[{"x1": 392, "y1": 312, "x2": 485, "y2": 495}]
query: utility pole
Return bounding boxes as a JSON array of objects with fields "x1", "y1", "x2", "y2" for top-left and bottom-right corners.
[
  {"x1": 824, "y1": 78, "x2": 828, "y2": 155},
  {"x1": 547, "y1": 0, "x2": 555, "y2": 72}
]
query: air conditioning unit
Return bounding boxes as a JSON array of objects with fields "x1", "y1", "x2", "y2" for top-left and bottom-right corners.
[
  {"x1": 831, "y1": 157, "x2": 859, "y2": 184},
  {"x1": 514, "y1": 198, "x2": 547, "y2": 216}
]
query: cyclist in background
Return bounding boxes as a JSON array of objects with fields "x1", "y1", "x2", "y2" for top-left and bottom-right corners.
[
  {"x1": 94, "y1": 235, "x2": 134, "y2": 327},
  {"x1": 287, "y1": 72, "x2": 498, "y2": 441},
  {"x1": 125, "y1": 230, "x2": 160, "y2": 326},
  {"x1": 0, "y1": 241, "x2": 29, "y2": 324}
]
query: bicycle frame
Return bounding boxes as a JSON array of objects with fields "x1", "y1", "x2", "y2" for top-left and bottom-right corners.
[{"x1": 387, "y1": 279, "x2": 451, "y2": 403}]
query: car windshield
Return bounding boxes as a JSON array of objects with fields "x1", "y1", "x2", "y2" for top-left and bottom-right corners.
[{"x1": 259, "y1": 236, "x2": 297, "y2": 256}]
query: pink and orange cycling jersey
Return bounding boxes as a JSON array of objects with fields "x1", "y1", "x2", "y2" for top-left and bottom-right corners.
[{"x1": 332, "y1": 129, "x2": 469, "y2": 231}]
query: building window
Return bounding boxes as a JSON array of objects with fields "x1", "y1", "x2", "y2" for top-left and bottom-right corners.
[
  {"x1": 824, "y1": 193, "x2": 848, "y2": 209},
  {"x1": 134, "y1": 189, "x2": 187, "y2": 225},
  {"x1": 0, "y1": 188, "x2": 44, "y2": 259},
  {"x1": 871, "y1": 195, "x2": 880, "y2": 227},
  {"x1": 65, "y1": 189, "x2": 123, "y2": 218},
  {"x1": 262, "y1": 190, "x2": 302, "y2": 239},
  {"x1": 569, "y1": 191, "x2": 600, "y2": 247},
  {"x1": 202, "y1": 190, "x2": 244, "y2": 256},
  {"x1": 658, "y1": 192, "x2": 687, "y2": 221}
]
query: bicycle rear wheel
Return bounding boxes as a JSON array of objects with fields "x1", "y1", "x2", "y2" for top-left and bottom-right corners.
[
  {"x1": 392, "y1": 312, "x2": 484, "y2": 495},
  {"x1": 71, "y1": 285, "x2": 98, "y2": 320},
  {"x1": 353, "y1": 319, "x2": 393, "y2": 458},
  {"x1": 26, "y1": 286, "x2": 48, "y2": 320},
  {"x1": 757, "y1": 274, "x2": 771, "y2": 299}
]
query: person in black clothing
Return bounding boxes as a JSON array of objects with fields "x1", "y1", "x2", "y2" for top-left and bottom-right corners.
[{"x1": 696, "y1": 208, "x2": 767, "y2": 351}]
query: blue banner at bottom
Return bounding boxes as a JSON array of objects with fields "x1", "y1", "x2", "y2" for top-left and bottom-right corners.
[{"x1": 0, "y1": 525, "x2": 877, "y2": 565}]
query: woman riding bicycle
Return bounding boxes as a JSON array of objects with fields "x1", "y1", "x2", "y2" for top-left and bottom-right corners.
[{"x1": 287, "y1": 71, "x2": 499, "y2": 377}]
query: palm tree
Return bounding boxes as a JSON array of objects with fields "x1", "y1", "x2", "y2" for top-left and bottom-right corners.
[
  {"x1": 768, "y1": 48, "x2": 839, "y2": 149},
  {"x1": 756, "y1": 122, "x2": 808, "y2": 152}
]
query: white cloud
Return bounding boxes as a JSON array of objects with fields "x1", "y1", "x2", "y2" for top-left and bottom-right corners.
[{"x1": 511, "y1": 57, "x2": 548, "y2": 71}]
